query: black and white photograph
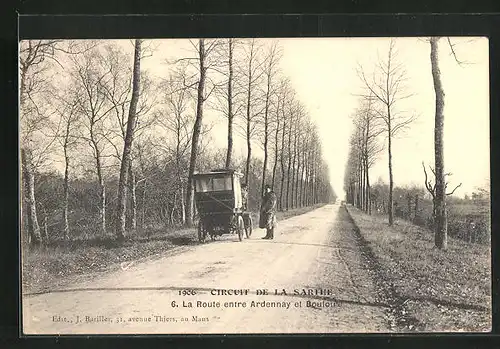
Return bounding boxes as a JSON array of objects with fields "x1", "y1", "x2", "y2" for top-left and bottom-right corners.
[{"x1": 20, "y1": 36, "x2": 490, "y2": 334}]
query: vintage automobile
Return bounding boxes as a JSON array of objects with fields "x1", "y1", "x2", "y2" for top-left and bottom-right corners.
[{"x1": 193, "y1": 169, "x2": 253, "y2": 242}]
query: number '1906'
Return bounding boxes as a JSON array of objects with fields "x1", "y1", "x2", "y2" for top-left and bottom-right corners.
[{"x1": 178, "y1": 289, "x2": 196, "y2": 296}]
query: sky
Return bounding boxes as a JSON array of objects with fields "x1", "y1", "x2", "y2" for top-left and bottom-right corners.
[
  {"x1": 141, "y1": 37, "x2": 489, "y2": 198},
  {"x1": 276, "y1": 37, "x2": 490, "y2": 198},
  {"x1": 32, "y1": 37, "x2": 490, "y2": 198}
]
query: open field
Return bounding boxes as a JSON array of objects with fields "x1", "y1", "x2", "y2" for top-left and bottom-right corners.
[
  {"x1": 345, "y1": 204, "x2": 491, "y2": 332},
  {"x1": 388, "y1": 196, "x2": 490, "y2": 244}
]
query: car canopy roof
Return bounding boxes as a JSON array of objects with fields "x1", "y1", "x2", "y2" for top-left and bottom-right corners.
[{"x1": 193, "y1": 169, "x2": 243, "y2": 177}]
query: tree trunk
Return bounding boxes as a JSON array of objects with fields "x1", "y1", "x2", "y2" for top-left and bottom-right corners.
[
  {"x1": 363, "y1": 157, "x2": 367, "y2": 211},
  {"x1": 225, "y1": 39, "x2": 234, "y2": 168},
  {"x1": 310, "y1": 150, "x2": 314, "y2": 205},
  {"x1": 186, "y1": 39, "x2": 207, "y2": 226},
  {"x1": 293, "y1": 131, "x2": 301, "y2": 208},
  {"x1": 170, "y1": 191, "x2": 177, "y2": 225},
  {"x1": 387, "y1": 114, "x2": 394, "y2": 226},
  {"x1": 21, "y1": 148, "x2": 42, "y2": 245},
  {"x1": 244, "y1": 42, "x2": 255, "y2": 185},
  {"x1": 360, "y1": 153, "x2": 364, "y2": 210},
  {"x1": 364, "y1": 102, "x2": 370, "y2": 212},
  {"x1": 245, "y1": 129, "x2": 252, "y2": 186},
  {"x1": 90, "y1": 135, "x2": 107, "y2": 236},
  {"x1": 314, "y1": 167, "x2": 319, "y2": 204},
  {"x1": 271, "y1": 103, "x2": 280, "y2": 190},
  {"x1": 365, "y1": 156, "x2": 371, "y2": 215},
  {"x1": 430, "y1": 37, "x2": 448, "y2": 250},
  {"x1": 291, "y1": 133, "x2": 298, "y2": 209},
  {"x1": 294, "y1": 155, "x2": 300, "y2": 208},
  {"x1": 285, "y1": 114, "x2": 294, "y2": 210},
  {"x1": 260, "y1": 80, "x2": 271, "y2": 196},
  {"x1": 358, "y1": 152, "x2": 362, "y2": 209},
  {"x1": 63, "y1": 143, "x2": 70, "y2": 239},
  {"x1": 142, "y1": 179, "x2": 147, "y2": 230},
  {"x1": 128, "y1": 163, "x2": 137, "y2": 232},
  {"x1": 300, "y1": 150, "x2": 306, "y2": 207},
  {"x1": 286, "y1": 153, "x2": 292, "y2": 211},
  {"x1": 307, "y1": 149, "x2": 314, "y2": 206},
  {"x1": 176, "y1": 120, "x2": 186, "y2": 225},
  {"x1": 279, "y1": 108, "x2": 287, "y2": 211},
  {"x1": 279, "y1": 152, "x2": 286, "y2": 212},
  {"x1": 303, "y1": 153, "x2": 309, "y2": 206},
  {"x1": 97, "y1": 163, "x2": 106, "y2": 236},
  {"x1": 180, "y1": 185, "x2": 186, "y2": 225},
  {"x1": 116, "y1": 39, "x2": 142, "y2": 239}
]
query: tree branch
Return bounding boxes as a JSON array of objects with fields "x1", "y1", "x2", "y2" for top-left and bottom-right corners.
[{"x1": 446, "y1": 182, "x2": 462, "y2": 196}]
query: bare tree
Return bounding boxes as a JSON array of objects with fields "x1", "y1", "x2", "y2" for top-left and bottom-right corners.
[
  {"x1": 20, "y1": 149, "x2": 42, "y2": 245},
  {"x1": 358, "y1": 39, "x2": 416, "y2": 225},
  {"x1": 352, "y1": 96, "x2": 384, "y2": 214},
  {"x1": 97, "y1": 42, "x2": 156, "y2": 234},
  {"x1": 291, "y1": 106, "x2": 305, "y2": 209},
  {"x1": 115, "y1": 39, "x2": 143, "y2": 240},
  {"x1": 183, "y1": 39, "x2": 223, "y2": 226},
  {"x1": 225, "y1": 39, "x2": 236, "y2": 168},
  {"x1": 209, "y1": 39, "x2": 247, "y2": 169},
  {"x1": 429, "y1": 36, "x2": 447, "y2": 249},
  {"x1": 20, "y1": 40, "x2": 88, "y2": 245},
  {"x1": 19, "y1": 41, "x2": 61, "y2": 246},
  {"x1": 310, "y1": 131, "x2": 324, "y2": 204},
  {"x1": 259, "y1": 41, "x2": 282, "y2": 195},
  {"x1": 240, "y1": 39, "x2": 266, "y2": 185},
  {"x1": 426, "y1": 37, "x2": 469, "y2": 250},
  {"x1": 301, "y1": 122, "x2": 315, "y2": 207},
  {"x1": 285, "y1": 100, "x2": 301, "y2": 210},
  {"x1": 51, "y1": 92, "x2": 80, "y2": 240},
  {"x1": 271, "y1": 78, "x2": 287, "y2": 192},
  {"x1": 274, "y1": 79, "x2": 294, "y2": 211},
  {"x1": 277, "y1": 80, "x2": 294, "y2": 210},
  {"x1": 126, "y1": 72, "x2": 157, "y2": 232},
  {"x1": 298, "y1": 120, "x2": 312, "y2": 207},
  {"x1": 70, "y1": 45, "x2": 119, "y2": 236},
  {"x1": 157, "y1": 67, "x2": 196, "y2": 225}
]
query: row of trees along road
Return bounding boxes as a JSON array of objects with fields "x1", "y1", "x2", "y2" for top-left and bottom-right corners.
[
  {"x1": 20, "y1": 39, "x2": 335, "y2": 246},
  {"x1": 344, "y1": 38, "x2": 466, "y2": 250}
]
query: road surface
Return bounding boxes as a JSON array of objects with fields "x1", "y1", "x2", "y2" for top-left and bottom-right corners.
[{"x1": 22, "y1": 204, "x2": 391, "y2": 334}]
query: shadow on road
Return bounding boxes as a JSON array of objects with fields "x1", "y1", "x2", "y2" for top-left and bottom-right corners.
[
  {"x1": 243, "y1": 239, "x2": 360, "y2": 253},
  {"x1": 168, "y1": 236, "x2": 198, "y2": 246}
]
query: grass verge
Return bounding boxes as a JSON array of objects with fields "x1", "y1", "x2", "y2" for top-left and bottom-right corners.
[
  {"x1": 22, "y1": 204, "x2": 326, "y2": 295},
  {"x1": 344, "y1": 204, "x2": 491, "y2": 332}
]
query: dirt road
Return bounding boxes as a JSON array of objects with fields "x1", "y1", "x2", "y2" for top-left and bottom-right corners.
[{"x1": 22, "y1": 204, "x2": 392, "y2": 334}]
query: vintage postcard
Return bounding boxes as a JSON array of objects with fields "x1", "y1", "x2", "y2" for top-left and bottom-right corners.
[{"x1": 20, "y1": 37, "x2": 490, "y2": 334}]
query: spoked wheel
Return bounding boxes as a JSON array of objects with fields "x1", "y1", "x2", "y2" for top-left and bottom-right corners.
[
  {"x1": 244, "y1": 214, "x2": 253, "y2": 238},
  {"x1": 198, "y1": 220, "x2": 207, "y2": 243},
  {"x1": 237, "y1": 216, "x2": 244, "y2": 242}
]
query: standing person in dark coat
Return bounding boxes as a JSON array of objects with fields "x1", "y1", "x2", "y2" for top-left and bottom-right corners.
[
  {"x1": 241, "y1": 183, "x2": 248, "y2": 211},
  {"x1": 260, "y1": 184, "x2": 277, "y2": 239}
]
